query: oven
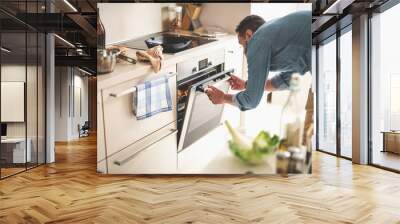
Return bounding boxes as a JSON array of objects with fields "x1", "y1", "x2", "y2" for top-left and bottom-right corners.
[{"x1": 177, "y1": 49, "x2": 233, "y2": 152}]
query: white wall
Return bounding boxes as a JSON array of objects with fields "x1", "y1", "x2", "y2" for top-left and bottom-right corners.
[
  {"x1": 251, "y1": 3, "x2": 311, "y2": 22},
  {"x1": 199, "y1": 3, "x2": 310, "y2": 34},
  {"x1": 71, "y1": 74, "x2": 89, "y2": 138},
  {"x1": 199, "y1": 3, "x2": 251, "y2": 34},
  {"x1": 98, "y1": 3, "x2": 175, "y2": 45},
  {"x1": 55, "y1": 67, "x2": 89, "y2": 141},
  {"x1": 55, "y1": 67, "x2": 69, "y2": 141}
]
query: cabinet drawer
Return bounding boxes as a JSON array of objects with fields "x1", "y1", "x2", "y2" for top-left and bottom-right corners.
[
  {"x1": 107, "y1": 124, "x2": 178, "y2": 174},
  {"x1": 101, "y1": 68, "x2": 177, "y2": 157}
]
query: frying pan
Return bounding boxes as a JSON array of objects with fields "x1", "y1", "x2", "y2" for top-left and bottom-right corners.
[{"x1": 145, "y1": 35, "x2": 192, "y2": 53}]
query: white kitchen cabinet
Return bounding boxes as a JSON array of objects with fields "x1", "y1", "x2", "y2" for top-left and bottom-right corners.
[
  {"x1": 106, "y1": 123, "x2": 177, "y2": 174},
  {"x1": 224, "y1": 40, "x2": 244, "y2": 77},
  {"x1": 99, "y1": 66, "x2": 177, "y2": 159}
]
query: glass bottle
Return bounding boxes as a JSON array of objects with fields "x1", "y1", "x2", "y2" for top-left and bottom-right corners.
[
  {"x1": 280, "y1": 74, "x2": 306, "y2": 148},
  {"x1": 175, "y1": 6, "x2": 182, "y2": 29}
]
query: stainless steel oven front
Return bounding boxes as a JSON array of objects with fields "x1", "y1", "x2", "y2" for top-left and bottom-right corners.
[{"x1": 177, "y1": 49, "x2": 233, "y2": 152}]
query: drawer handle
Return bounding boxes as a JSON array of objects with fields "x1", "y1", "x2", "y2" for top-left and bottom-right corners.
[
  {"x1": 109, "y1": 72, "x2": 175, "y2": 98},
  {"x1": 113, "y1": 129, "x2": 177, "y2": 166}
]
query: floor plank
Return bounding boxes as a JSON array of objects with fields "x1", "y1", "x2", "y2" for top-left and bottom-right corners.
[{"x1": 0, "y1": 135, "x2": 400, "y2": 224}]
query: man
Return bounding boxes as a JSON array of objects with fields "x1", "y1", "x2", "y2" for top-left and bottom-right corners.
[{"x1": 206, "y1": 11, "x2": 311, "y2": 111}]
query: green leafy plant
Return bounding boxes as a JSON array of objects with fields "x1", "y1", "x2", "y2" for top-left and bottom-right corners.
[{"x1": 225, "y1": 121, "x2": 280, "y2": 165}]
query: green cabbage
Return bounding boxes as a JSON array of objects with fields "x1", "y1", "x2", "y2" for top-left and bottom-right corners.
[{"x1": 225, "y1": 121, "x2": 280, "y2": 165}]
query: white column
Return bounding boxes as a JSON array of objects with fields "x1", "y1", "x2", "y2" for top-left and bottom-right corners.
[
  {"x1": 352, "y1": 14, "x2": 369, "y2": 164},
  {"x1": 45, "y1": 1, "x2": 55, "y2": 163},
  {"x1": 46, "y1": 33, "x2": 55, "y2": 163}
]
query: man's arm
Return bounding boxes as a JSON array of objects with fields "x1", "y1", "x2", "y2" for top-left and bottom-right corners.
[
  {"x1": 234, "y1": 37, "x2": 272, "y2": 111},
  {"x1": 242, "y1": 79, "x2": 276, "y2": 91}
]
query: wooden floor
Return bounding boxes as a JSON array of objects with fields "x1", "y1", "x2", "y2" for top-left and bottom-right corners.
[
  {"x1": 0, "y1": 135, "x2": 400, "y2": 224},
  {"x1": 1, "y1": 167, "x2": 26, "y2": 178},
  {"x1": 373, "y1": 151, "x2": 400, "y2": 171}
]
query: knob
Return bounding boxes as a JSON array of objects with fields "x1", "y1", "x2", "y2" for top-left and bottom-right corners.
[
  {"x1": 192, "y1": 67, "x2": 197, "y2": 73},
  {"x1": 208, "y1": 62, "x2": 212, "y2": 66}
]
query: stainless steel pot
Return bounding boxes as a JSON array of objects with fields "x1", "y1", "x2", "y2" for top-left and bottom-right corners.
[
  {"x1": 97, "y1": 48, "x2": 121, "y2": 74},
  {"x1": 98, "y1": 48, "x2": 137, "y2": 74}
]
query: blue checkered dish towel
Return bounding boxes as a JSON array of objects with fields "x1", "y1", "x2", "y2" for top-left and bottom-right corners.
[{"x1": 133, "y1": 75, "x2": 172, "y2": 120}]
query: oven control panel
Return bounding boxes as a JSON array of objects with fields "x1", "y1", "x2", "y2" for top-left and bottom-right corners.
[
  {"x1": 177, "y1": 49, "x2": 225, "y2": 82},
  {"x1": 198, "y1": 58, "x2": 208, "y2": 71}
]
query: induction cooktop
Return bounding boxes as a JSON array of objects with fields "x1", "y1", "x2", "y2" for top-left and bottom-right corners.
[{"x1": 118, "y1": 32, "x2": 217, "y2": 54}]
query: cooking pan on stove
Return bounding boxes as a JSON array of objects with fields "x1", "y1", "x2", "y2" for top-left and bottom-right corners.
[{"x1": 145, "y1": 35, "x2": 192, "y2": 53}]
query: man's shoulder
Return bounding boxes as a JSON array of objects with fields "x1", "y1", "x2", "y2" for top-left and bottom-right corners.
[{"x1": 252, "y1": 20, "x2": 278, "y2": 40}]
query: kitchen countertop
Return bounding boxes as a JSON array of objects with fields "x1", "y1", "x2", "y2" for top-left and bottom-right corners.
[
  {"x1": 97, "y1": 32, "x2": 237, "y2": 91},
  {"x1": 177, "y1": 125, "x2": 276, "y2": 174},
  {"x1": 178, "y1": 102, "x2": 282, "y2": 174}
]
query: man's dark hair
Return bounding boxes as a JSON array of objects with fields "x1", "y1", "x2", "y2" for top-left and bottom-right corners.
[{"x1": 235, "y1": 15, "x2": 266, "y2": 36}]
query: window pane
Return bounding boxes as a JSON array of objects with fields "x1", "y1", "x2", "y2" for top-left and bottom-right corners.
[
  {"x1": 371, "y1": 3, "x2": 400, "y2": 171},
  {"x1": 1, "y1": 31, "x2": 28, "y2": 178},
  {"x1": 340, "y1": 29, "x2": 352, "y2": 158},
  {"x1": 318, "y1": 37, "x2": 337, "y2": 154}
]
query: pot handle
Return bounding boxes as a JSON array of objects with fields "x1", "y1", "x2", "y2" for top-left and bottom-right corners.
[{"x1": 118, "y1": 54, "x2": 137, "y2": 64}]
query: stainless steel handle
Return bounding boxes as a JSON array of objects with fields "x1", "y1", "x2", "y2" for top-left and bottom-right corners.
[
  {"x1": 194, "y1": 68, "x2": 234, "y2": 88},
  {"x1": 113, "y1": 129, "x2": 177, "y2": 166},
  {"x1": 109, "y1": 72, "x2": 175, "y2": 98},
  {"x1": 118, "y1": 54, "x2": 137, "y2": 64},
  {"x1": 196, "y1": 73, "x2": 231, "y2": 92}
]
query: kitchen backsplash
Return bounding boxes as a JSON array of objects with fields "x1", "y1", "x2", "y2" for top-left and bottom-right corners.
[{"x1": 98, "y1": 3, "x2": 176, "y2": 45}]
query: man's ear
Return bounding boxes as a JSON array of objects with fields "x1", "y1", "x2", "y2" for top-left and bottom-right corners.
[{"x1": 245, "y1": 29, "x2": 253, "y2": 40}]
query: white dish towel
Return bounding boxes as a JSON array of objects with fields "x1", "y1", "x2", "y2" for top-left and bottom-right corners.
[{"x1": 133, "y1": 75, "x2": 172, "y2": 120}]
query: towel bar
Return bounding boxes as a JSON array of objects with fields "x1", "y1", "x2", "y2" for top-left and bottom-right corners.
[{"x1": 109, "y1": 72, "x2": 175, "y2": 98}]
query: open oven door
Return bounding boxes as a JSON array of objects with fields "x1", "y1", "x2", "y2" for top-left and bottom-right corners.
[{"x1": 178, "y1": 69, "x2": 233, "y2": 152}]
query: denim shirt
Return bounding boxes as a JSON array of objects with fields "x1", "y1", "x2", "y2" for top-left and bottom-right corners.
[{"x1": 233, "y1": 11, "x2": 311, "y2": 111}]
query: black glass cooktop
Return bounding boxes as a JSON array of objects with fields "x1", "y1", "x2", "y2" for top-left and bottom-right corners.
[{"x1": 118, "y1": 32, "x2": 216, "y2": 54}]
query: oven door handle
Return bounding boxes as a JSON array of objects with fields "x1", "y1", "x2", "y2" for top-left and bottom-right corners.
[{"x1": 195, "y1": 70, "x2": 233, "y2": 93}]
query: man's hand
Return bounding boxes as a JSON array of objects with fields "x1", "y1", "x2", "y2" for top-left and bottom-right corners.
[
  {"x1": 206, "y1": 86, "x2": 226, "y2": 104},
  {"x1": 228, "y1": 75, "x2": 246, "y2": 90}
]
